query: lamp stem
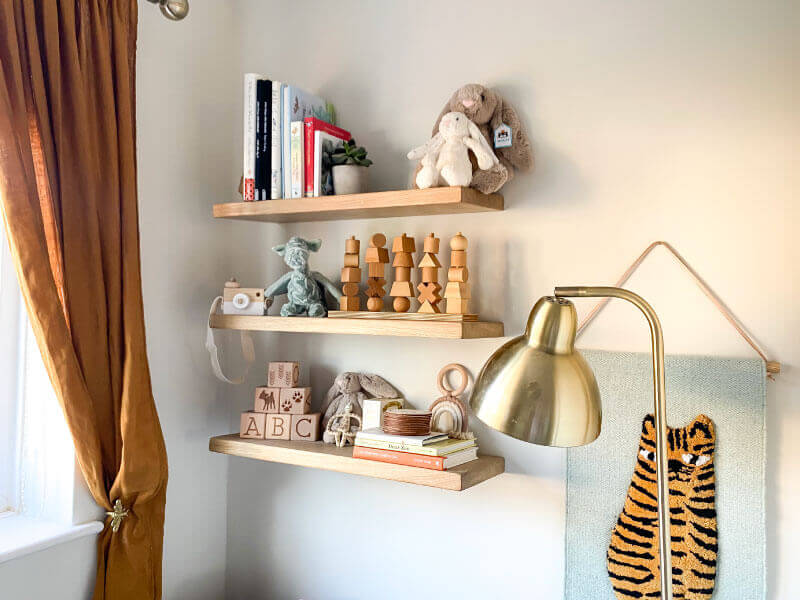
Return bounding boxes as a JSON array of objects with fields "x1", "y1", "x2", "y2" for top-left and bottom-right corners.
[{"x1": 554, "y1": 286, "x2": 673, "y2": 600}]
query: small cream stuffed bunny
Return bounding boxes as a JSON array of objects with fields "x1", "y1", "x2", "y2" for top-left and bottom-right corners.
[{"x1": 407, "y1": 111, "x2": 499, "y2": 189}]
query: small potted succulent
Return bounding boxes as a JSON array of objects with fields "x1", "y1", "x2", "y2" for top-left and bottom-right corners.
[{"x1": 331, "y1": 139, "x2": 372, "y2": 195}]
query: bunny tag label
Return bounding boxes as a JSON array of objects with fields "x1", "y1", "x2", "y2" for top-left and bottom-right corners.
[{"x1": 494, "y1": 123, "x2": 512, "y2": 148}]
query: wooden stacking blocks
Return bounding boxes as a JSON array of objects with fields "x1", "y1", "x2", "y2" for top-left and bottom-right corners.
[
  {"x1": 444, "y1": 232, "x2": 471, "y2": 314},
  {"x1": 417, "y1": 233, "x2": 443, "y2": 313},
  {"x1": 389, "y1": 234, "x2": 416, "y2": 313},
  {"x1": 364, "y1": 233, "x2": 389, "y2": 312},
  {"x1": 241, "y1": 362, "x2": 320, "y2": 440},
  {"x1": 340, "y1": 236, "x2": 361, "y2": 311}
]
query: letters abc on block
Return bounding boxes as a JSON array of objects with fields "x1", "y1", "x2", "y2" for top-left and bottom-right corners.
[
  {"x1": 265, "y1": 414, "x2": 292, "y2": 440},
  {"x1": 290, "y1": 413, "x2": 321, "y2": 441},
  {"x1": 239, "y1": 411, "x2": 266, "y2": 439},
  {"x1": 268, "y1": 362, "x2": 300, "y2": 388}
]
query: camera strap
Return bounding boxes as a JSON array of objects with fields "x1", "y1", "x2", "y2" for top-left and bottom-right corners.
[{"x1": 206, "y1": 296, "x2": 255, "y2": 384}]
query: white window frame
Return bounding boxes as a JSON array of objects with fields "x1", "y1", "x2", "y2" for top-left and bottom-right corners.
[{"x1": 0, "y1": 215, "x2": 103, "y2": 562}]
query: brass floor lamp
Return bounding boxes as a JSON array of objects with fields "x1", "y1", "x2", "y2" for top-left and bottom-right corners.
[{"x1": 470, "y1": 287, "x2": 673, "y2": 600}]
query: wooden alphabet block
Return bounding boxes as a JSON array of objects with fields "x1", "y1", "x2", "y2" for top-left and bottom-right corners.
[
  {"x1": 265, "y1": 413, "x2": 291, "y2": 440},
  {"x1": 268, "y1": 362, "x2": 300, "y2": 388},
  {"x1": 254, "y1": 387, "x2": 280, "y2": 413},
  {"x1": 279, "y1": 387, "x2": 312, "y2": 414},
  {"x1": 290, "y1": 413, "x2": 321, "y2": 441},
  {"x1": 450, "y1": 250, "x2": 467, "y2": 267},
  {"x1": 340, "y1": 267, "x2": 362, "y2": 283},
  {"x1": 339, "y1": 295, "x2": 361, "y2": 311},
  {"x1": 240, "y1": 411, "x2": 266, "y2": 439}
]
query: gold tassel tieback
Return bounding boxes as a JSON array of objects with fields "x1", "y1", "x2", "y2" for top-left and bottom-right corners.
[{"x1": 107, "y1": 499, "x2": 129, "y2": 532}]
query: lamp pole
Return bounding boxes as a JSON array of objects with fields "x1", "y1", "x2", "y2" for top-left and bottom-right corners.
[{"x1": 554, "y1": 286, "x2": 672, "y2": 600}]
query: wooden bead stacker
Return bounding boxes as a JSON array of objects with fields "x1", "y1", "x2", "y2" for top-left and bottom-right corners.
[
  {"x1": 365, "y1": 233, "x2": 389, "y2": 311},
  {"x1": 340, "y1": 236, "x2": 361, "y2": 311},
  {"x1": 389, "y1": 234, "x2": 416, "y2": 313},
  {"x1": 429, "y1": 363, "x2": 473, "y2": 440},
  {"x1": 417, "y1": 233, "x2": 443, "y2": 313}
]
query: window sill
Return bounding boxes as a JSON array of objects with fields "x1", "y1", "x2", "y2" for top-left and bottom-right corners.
[{"x1": 0, "y1": 513, "x2": 104, "y2": 564}]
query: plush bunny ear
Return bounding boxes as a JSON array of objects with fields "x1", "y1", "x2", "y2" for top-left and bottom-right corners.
[
  {"x1": 357, "y1": 373, "x2": 400, "y2": 399},
  {"x1": 305, "y1": 239, "x2": 322, "y2": 252},
  {"x1": 321, "y1": 374, "x2": 346, "y2": 416},
  {"x1": 272, "y1": 244, "x2": 286, "y2": 256},
  {"x1": 467, "y1": 120, "x2": 498, "y2": 166}
]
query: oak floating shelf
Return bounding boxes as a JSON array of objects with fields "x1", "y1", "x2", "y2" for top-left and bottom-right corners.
[
  {"x1": 209, "y1": 435, "x2": 504, "y2": 492},
  {"x1": 213, "y1": 187, "x2": 503, "y2": 223},
  {"x1": 209, "y1": 314, "x2": 504, "y2": 339}
]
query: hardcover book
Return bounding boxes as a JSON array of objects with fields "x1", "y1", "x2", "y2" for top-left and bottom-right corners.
[
  {"x1": 289, "y1": 121, "x2": 304, "y2": 198},
  {"x1": 242, "y1": 73, "x2": 263, "y2": 201},
  {"x1": 303, "y1": 117, "x2": 351, "y2": 197},
  {"x1": 270, "y1": 80, "x2": 282, "y2": 199},
  {"x1": 282, "y1": 86, "x2": 335, "y2": 198},
  {"x1": 355, "y1": 429, "x2": 449, "y2": 447},
  {"x1": 354, "y1": 437, "x2": 476, "y2": 457},
  {"x1": 352, "y1": 446, "x2": 478, "y2": 471}
]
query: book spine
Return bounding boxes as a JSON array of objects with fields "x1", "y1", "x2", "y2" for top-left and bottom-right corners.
[
  {"x1": 261, "y1": 80, "x2": 272, "y2": 201},
  {"x1": 242, "y1": 74, "x2": 259, "y2": 201},
  {"x1": 304, "y1": 118, "x2": 315, "y2": 198},
  {"x1": 304, "y1": 116, "x2": 351, "y2": 141},
  {"x1": 290, "y1": 121, "x2": 304, "y2": 198},
  {"x1": 270, "y1": 81, "x2": 282, "y2": 199},
  {"x1": 354, "y1": 439, "x2": 441, "y2": 457},
  {"x1": 255, "y1": 80, "x2": 268, "y2": 200},
  {"x1": 282, "y1": 85, "x2": 292, "y2": 199},
  {"x1": 352, "y1": 447, "x2": 445, "y2": 470}
]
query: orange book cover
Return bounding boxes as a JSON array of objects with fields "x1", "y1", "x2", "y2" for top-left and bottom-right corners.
[{"x1": 352, "y1": 446, "x2": 445, "y2": 470}]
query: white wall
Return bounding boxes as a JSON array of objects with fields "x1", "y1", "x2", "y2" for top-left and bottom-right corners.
[{"x1": 223, "y1": 1, "x2": 799, "y2": 599}]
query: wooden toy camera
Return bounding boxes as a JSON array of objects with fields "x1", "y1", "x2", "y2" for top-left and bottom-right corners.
[{"x1": 222, "y1": 278, "x2": 267, "y2": 316}]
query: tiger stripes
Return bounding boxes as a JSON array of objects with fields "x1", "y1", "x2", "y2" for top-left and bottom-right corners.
[{"x1": 607, "y1": 414, "x2": 717, "y2": 599}]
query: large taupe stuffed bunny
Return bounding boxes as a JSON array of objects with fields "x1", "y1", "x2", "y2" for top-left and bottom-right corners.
[
  {"x1": 415, "y1": 83, "x2": 533, "y2": 194},
  {"x1": 320, "y1": 372, "x2": 400, "y2": 444}
]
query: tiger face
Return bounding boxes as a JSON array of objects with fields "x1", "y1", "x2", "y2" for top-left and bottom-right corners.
[{"x1": 638, "y1": 413, "x2": 715, "y2": 489}]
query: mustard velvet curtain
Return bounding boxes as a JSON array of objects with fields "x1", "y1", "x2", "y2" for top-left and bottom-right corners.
[{"x1": 0, "y1": 2, "x2": 168, "y2": 598}]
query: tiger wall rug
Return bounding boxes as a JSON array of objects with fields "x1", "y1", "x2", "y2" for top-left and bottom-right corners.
[{"x1": 608, "y1": 414, "x2": 717, "y2": 600}]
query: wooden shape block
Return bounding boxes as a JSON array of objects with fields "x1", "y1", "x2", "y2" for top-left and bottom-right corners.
[
  {"x1": 367, "y1": 297, "x2": 384, "y2": 311},
  {"x1": 240, "y1": 411, "x2": 266, "y2": 439},
  {"x1": 391, "y1": 234, "x2": 416, "y2": 253},
  {"x1": 450, "y1": 232, "x2": 468, "y2": 251},
  {"x1": 418, "y1": 300, "x2": 442, "y2": 314},
  {"x1": 365, "y1": 247, "x2": 389, "y2": 263},
  {"x1": 421, "y1": 267, "x2": 439, "y2": 283},
  {"x1": 343, "y1": 253, "x2": 360, "y2": 267},
  {"x1": 393, "y1": 267, "x2": 411, "y2": 282},
  {"x1": 392, "y1": 252, "x2": 414, "y2": 268},
  {"x1": 279, "y1": 387, "x2": 312, "y2": 414},
  {"x1": 444, "y1": 281, "x2": 471, "y2": 299},
  {"x1": 339, "y1": 295, "x2": 361, "y2": 311},
  {"x1": 418, "y1": 253, "x2": 441, "y2": 268},
  {"x1": 369, "y1": 233, "x2": 387, "y2": 248},
  {"x1": 345, "y1": 236, "x2": 360, "y2": 254},
  {"x1": 367, "y1": 262, "x2": 386, "y2": 277},
  {"x1": 366, "y1": 278, "x2": 386, "y2": 297},
  {"x1": 423, "y1": 233, "x2": 440, "y2": 254},
  {"x1": 389, "y1": 281, "x2": 415, "y2": 297},
  {"x1": 393, "y1": 297, "x2": 411, "y2": 313},
  {"x1": 417, "y1": 282, "x2": 442, "y2": 303},
  {"x1": 290, "y1": 413, "x2": 321, "y2": 441},
  {"x1": 340, "y1": 267, "x2": 362, "y2": 282},
  {"x1": 450, "y1": 250, "x2": 467, "y2": 267},
  {"x1": 448, "y1": 266, "x2": 469, "y2": 282},
  {"x1": 268, "y1": 362, "x2": 300, "y2": 388},
  {"x1": 265, "y1": 414, "x2": 291, "y2": 440},
  {"x1": 446, "y1": 298, "x2": 470, "y2": 314},
  {"x1": 254, "y1": 387, "x2": 280, "y2": 413},
  {"x1": 341, "y1": 282, "x2": 360, "y2": 296}
]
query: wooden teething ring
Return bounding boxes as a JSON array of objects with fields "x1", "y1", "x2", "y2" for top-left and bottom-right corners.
[
  {"x1": 430, "y1": 363, "x2": 470, "y2": 435},
  {"x1": 437, "y1": 363, "x2": 469, "y2": 397}
]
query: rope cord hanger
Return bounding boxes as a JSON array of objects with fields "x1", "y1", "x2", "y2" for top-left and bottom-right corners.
[{"x1": 575, "y1": 241, "x2": 781, "y2": 379}]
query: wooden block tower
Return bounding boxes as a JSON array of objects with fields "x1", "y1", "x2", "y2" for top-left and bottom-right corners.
[
  {"x1": 444, "y1": 232, "x2": 470, "y2": 314},
  {"x1": 389, "y1": 234, "x2": 416, "y2": 313},
  {"x1": 364, "y1": 233, "x2": 389, "y2": 311},
  {"x1": 340, "y1": 235, "x2": 361, "y2": 311},
  {"x1": 417, "y1": 233, "x2": 443, "y2": 313}
]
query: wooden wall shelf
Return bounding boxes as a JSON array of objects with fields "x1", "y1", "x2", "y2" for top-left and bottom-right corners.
[
  {"x1": 209, "y1": 435, "x2": 504, "y2": 491},
  {"x1": 213, "y1": 187, "x2": 503, "y2": 223},
  {"x1": 209, "y1": 314, "x2": 504, "y2": 339}
]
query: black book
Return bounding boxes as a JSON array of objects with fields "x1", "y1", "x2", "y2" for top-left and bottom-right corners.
[
  {"x1": 254, "y1": 80, "x2": 267, "y2": 200},
  {"x1": 260, "y1": 79, "x2": 272, "y2": 200}
]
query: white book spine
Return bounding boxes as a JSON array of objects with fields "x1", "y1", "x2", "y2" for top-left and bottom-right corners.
[
  {"x1": 242, "y1": 73, "x2": 261, "y2": 201},
  {"x1": 313, "y1": 131, "x2": 322, "y2": 197},
  {"x1": 290, "y1": 121, "x2": 304, "y2": 198},
  {"x1": 282, "y1": 86, "x2": 292, "y2": 199},
  {"x1": 270, "y1": 81, "x2": 282, "y2": 199}
]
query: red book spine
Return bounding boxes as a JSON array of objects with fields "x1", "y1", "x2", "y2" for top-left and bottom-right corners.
[
  {"x1": 303, "y1": 117, "x2": 352, "y2": 197},
  {"x1": 352, "y1": 446, "x2": 445, "y2": 470}
]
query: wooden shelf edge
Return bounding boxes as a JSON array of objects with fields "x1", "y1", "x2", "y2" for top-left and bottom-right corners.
[
  {"x1": 209, "y1": 314, "x2": 504, "y2": 339},
  {"x1": 213, "y1": 187, "x2": 504, "y2": 223},
  {"x1": 209, "y1": 434, "x2": 504, "y2": 491}
]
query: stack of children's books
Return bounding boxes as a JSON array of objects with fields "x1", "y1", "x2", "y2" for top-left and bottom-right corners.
[
  {"x1": 242, "y1": 74, "x2": 348, "y2": 201},
  {"x1": 353, "y1": 428, "x2": 478, "y2": 471}
]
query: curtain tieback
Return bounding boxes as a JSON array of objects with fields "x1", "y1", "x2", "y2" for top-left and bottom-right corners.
[{"x1": 106, "y1": 499, "x2": 130, "y2": 532}]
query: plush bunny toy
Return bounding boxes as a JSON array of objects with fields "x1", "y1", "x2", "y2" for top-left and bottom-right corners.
[
  {"x1": 414, "y1": 83, "x2": 534, "y2": 194},
  {"x1": 407, "y1": 112, "x2": 499, "y2": 189},
  {"x1": 320, "y1": 372, "x2": 400, "y2": 444}
]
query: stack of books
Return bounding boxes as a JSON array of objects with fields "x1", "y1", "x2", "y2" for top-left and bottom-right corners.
[
  {"x1": 353, "y1": 428, "x2": 478, "y2": 471},
  {"x1": 242, "y1": 74, "x2": 349, "y2": 201}
]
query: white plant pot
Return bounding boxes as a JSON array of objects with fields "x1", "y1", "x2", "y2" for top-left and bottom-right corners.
[{"x1": 332, "y1": 165, "x2": 369, "y2": 195}]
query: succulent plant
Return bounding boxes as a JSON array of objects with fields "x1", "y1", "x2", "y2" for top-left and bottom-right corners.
[{"x1": 331, "y1": 139, "x2": 373, "y2": 167}]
